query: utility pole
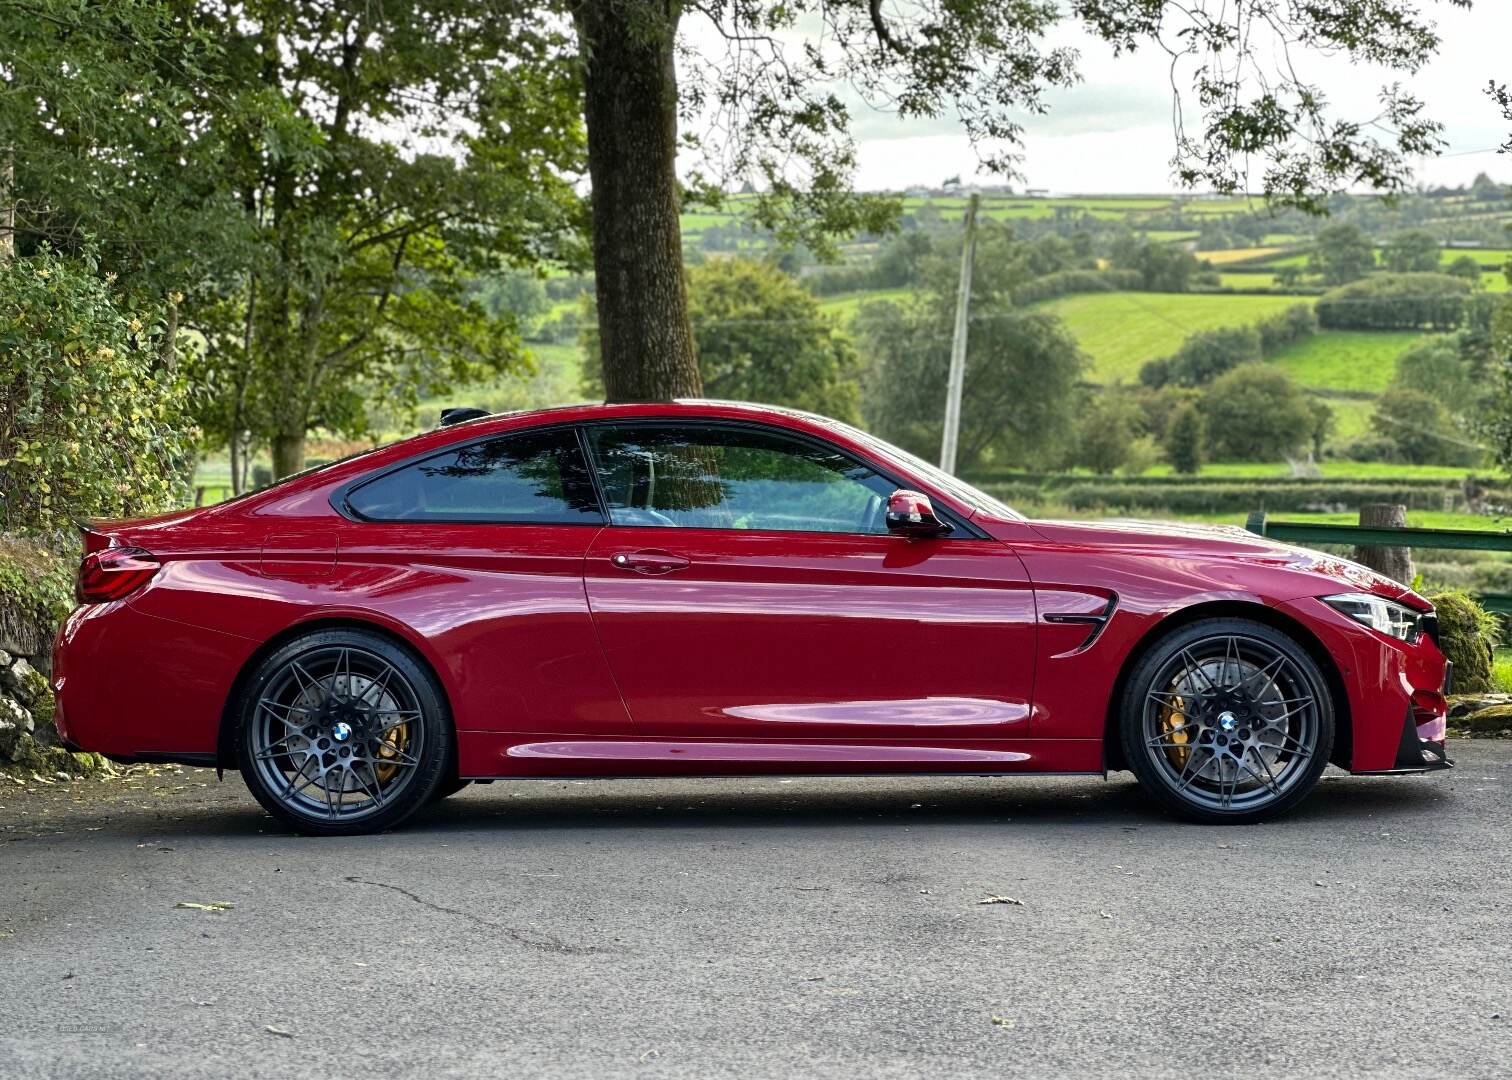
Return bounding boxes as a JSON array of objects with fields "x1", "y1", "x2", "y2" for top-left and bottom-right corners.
[{"x1": 939, "y1": 192, "x2": 978, "y2": 474}]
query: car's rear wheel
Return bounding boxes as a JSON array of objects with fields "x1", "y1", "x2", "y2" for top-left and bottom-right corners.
[
  {"x1": 1120, "y1": 618, "x2": 1333, "y2": 824},
  {"x1": 237, "y1": 629, "x2": 452, "y2": 836}
]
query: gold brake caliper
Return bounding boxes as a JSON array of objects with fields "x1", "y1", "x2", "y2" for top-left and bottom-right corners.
[
  {"x1": 374, "y1": 721, "x2": 410, "y2": 784},
  {"x1": 1159, "y1": 685, "x2": 1191, "y2": 769}
]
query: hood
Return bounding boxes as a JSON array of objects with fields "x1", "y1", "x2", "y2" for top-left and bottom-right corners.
[{"x1": 1026, "y1": 517, "x2": 1428, "y2": 609}]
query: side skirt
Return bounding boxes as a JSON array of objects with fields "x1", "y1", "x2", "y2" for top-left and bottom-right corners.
[{"x1": 456, "y1": 733, "x2": 1104, "y2": 779}]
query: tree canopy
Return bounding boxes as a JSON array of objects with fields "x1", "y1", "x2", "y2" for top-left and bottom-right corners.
[
  {"x1": 685, "y1": 260, "x2": 863, "y2": 422},
  {"x1": 3, "y1": 0, "x2": 586, "y2": 479},
  {"x1": 571, "y1": 0, "x2": 1484, "y2": 401}
]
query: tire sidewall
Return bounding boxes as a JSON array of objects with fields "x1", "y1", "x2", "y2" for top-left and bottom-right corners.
[
  {"x1": 237, "y1": 628, "x2": 454, "y2": 836},
  {"x1": 1120, "y1": 617, "x2": 1334, "y2": 824}
]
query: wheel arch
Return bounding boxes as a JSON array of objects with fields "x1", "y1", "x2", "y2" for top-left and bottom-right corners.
[
  {"x1": 1101, "y1": 600, "x2": 1351, "y2": 773},
  {"x1": 215, "y1": 615, "x2": 456, "y2": 773}
]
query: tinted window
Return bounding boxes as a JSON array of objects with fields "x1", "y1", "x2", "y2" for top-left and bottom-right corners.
[
  {"x1": 347, "y1": 428, "x2": 602, "y2": 524},
  {"x1": 586, "y1": 424, "x2": 894, "y2": 533}
]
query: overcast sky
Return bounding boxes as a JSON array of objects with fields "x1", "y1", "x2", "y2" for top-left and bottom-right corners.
[{"x1": 836, "y1": 3, "x2": 1511, "y2": 194}]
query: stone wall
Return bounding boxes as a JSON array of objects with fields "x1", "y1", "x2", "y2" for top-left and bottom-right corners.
[{"x1": 0, "y1": 536, "x2": 107, "y2": 777}]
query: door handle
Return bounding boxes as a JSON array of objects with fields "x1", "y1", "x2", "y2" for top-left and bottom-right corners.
[{"x1": 610, "y1": 549, "x2": 691, "y2": 575}]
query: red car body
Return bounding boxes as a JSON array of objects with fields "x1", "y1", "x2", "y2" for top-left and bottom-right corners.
[{"x1": 53, "y1": 401, "x2": 1451, "y2": 790}]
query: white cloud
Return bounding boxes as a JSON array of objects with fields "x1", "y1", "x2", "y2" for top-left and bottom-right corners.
[{"x1": 843, "y1": 2, "x2": 1512, "y2": 192}]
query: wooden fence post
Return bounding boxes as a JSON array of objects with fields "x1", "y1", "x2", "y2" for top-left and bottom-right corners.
[{"x1": 1354, "y1": 504, "x2": 1414, "y2": 585}]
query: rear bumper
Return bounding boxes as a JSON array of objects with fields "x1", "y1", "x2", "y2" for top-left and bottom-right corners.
[{"x1": 52, "y1": 599, "x2": 251, "y2": 762}]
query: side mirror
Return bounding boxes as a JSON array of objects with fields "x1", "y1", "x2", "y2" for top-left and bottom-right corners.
[{"x1": 886, "y1": 489, "x2": 953, "y2": 537}]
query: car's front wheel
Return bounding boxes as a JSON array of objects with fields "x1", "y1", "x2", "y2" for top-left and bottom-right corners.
[
  {"x1": 237, "y1": 629, "x2": 453, "y2": 836},
  {"x1": 1119, "y1": 618, "x2": 1334, "y2": 824}
]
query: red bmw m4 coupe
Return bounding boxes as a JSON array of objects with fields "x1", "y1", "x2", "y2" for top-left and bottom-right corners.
[{"x1": 54, "y1": 401, "x2": 1452, "y2": 834}]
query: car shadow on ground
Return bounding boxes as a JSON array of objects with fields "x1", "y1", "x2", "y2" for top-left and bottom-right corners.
[
  {"x1": 13, "y1": 767, "x2": 1452, "y2": 843},
  {"x1": 414, "y1": 771, "x2": 1451, "y2": 833},
  {"x1": 8, "y1": 765, "x2": 1451, "y2": 841}
]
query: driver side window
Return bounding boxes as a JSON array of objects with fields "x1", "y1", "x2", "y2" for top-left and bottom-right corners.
[{"x1": 585, "y1": 423, "x2": 895, "y2": 534}]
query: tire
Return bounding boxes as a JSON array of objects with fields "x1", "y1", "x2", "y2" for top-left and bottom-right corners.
[
  {"x1": 429, "y1": 777, "x2": 472, "y2": 803},
  {"x1": 237, "y1": 629, "x2": 453, "y2": 836},
  {"x1": 1119, "y1": 618, "x2": 1334, "y2": 824}
]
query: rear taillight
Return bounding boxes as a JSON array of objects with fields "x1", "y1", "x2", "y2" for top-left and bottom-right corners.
[{"x1": 76, "y1": 546, "x2": 160, "y2": 604}]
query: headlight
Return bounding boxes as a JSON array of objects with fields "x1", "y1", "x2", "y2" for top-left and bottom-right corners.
[{"x1": 1323, "y1": 592, "x2": 1421, "y2": 641}]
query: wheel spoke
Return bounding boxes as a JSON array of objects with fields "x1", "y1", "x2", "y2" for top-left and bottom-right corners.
[
  {"x1": 322, "y1": 770, "x2": 339, "y2": 817},
  {"x1": 360, "y1": 662, "x2": 397, "y2": 707},
  {"x1": 1255, "y1": 699, "x2": 1314, "y2": 727},
  {"x1": 351, "y1": 761, "x2": 384, "y2": 805},
  {"x1": 1146, "y1": 732, "x2": 1202, "y2": 750},
  {"x1": 1147, "y1": 689, "x2": 1195, "y2": 713},
  {"x1": 282, "y1": 763, "x2": 323, "y2": 802},
  {"x1": 1173, "y1": 746, "x2": 1214, "y2": 794},
  {"x1": 1241, "y1": 654, "x2": 1287, "y2": 701},
  {"x1": 1243, "y1": 747, "x2": 1283, "y2": 797},
  {"x1": 253, "y1": 731, "x2": 306, "y2": 762},
  {"x1": 1180, "y1": 648, "x2": 1220, "y2": 692},
  {"x1": 375, "y1": 740, "x2": 419, "y2": 767}
]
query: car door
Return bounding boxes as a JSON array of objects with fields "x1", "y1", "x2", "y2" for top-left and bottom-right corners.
[
  {"x1": 332, "y1": 425, "x2": 628, "y2": 736},
  {"x1": 579, "y1": 420, "x2": 1039, "y2": 744}
]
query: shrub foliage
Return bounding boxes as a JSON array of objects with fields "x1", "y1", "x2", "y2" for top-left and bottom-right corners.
[
  {"x1": 0, "y1": 252, "x2": 196, "y2": 535},
  {"x1": 1315, "y1": 273, "x2": 1472, "y2": 332}
]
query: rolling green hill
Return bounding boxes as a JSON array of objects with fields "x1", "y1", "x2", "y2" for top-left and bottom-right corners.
[
  {"x1": 1036, "y1": 291, "x2": 1306, "y2": 383},
  {"x1": 1267, "y1": 330, "x2": 1421, "y2": 395}
]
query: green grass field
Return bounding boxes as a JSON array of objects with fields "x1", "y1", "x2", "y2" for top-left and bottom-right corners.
[
  {"x1": 1037, "y1": 291, "x2": 1307, "y2": 383},
  {"x1": 814, "y1": 287, "x2": 917, "y2": 321},
  {"x1": 1267, "y1": 330, "x2": 1422, "y2": 394},
  {"x1": 1138, "y1": 460, "x2": 1480, "y2": 480},
  {"x1": 1246, "y1": 246, "x2": 1511, "y2": 272},
  {"x1": 1181, "y1": 509, "x2": 1512, "y2": 531}
]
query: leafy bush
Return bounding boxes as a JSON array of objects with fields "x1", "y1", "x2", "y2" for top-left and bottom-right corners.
[
  {"x1": 1141, "y1": 304, "x2": 1315, "y2": 388},
  {"x1": 0, "y1": 251, "x2": 196, "y2": 535},
  {"x1": 1315, "y1": 273, "x2": 1472, "y2": 332},
  {"x1": 1164, "y1": 402, "x2": 1206, "y2": 475},
  {"x1": 1141, "y1": 326, "x2": 1261, "y2": 388},
  {"x1": 1009, "y1": 268, "x2": 1143, "y2": 306},
  {"x1": 1429, "y1": 591, "x2": 1497, "y2": 694},
  {"x1": 1255, "y1": 304, "x2": 1318, "y2": 354},
  {"x1": 1372, "y1": 388, "x2": 1483, "y2": 467},
  {"x1": 1069, "y1": 392, "x2": 1142, "y2": 475},
  {"x1": 1199, "y1": 365, "x2": 1315, "y2": 461}
]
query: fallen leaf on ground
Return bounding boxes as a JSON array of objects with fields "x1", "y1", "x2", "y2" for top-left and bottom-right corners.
[
  {"x1": 175, "y1": 901, "x2": 234, "y2": 913},
  {"x1": 978, "y1": 896, "x2": 1023, "y2": 906}
]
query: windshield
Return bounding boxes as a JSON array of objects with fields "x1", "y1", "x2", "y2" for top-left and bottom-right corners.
[{"x1": 820, "y1": 420, "x2": 1023, "y2": 521}]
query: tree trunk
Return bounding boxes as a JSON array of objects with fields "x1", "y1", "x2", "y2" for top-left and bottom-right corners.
[
  {"x1": 229, "y1": 433, "x2": 243, "y2": 498},
  {"x1": 272, "y1": 432, "x2": 306, "y2": 480},
  {"x1": 0, "y1": 153, "x2": 13, "y2": 267},
  {"x1": 1354, "y1": 503, "x2": 1414, "y2": 585},
  {"x1": 574, "y1": 0, "x2": 701, "y2": 402}
]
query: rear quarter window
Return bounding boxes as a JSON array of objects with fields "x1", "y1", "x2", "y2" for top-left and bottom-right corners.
[{"x1": 345, "y1": 428, "x2": 602, "y2": 524}]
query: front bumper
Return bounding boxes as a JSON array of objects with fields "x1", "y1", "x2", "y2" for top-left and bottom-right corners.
[
  {"x1": 1354, "y1": 703, "x2": 1455, "y2": 775},
  {"x1": 1275, "y1": 597, "x2": 1453, "y2": 773}
]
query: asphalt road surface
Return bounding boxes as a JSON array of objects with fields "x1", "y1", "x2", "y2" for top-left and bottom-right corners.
[{"x1": 2, "y1": 742, "x2": 1509, "y2": 1080}]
